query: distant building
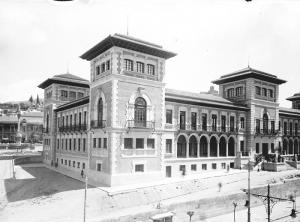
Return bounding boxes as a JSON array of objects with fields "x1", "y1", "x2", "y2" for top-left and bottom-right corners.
[
  {"x1": 39, "y1": 34, "x2": 300, "y2": 186},
  {"x1": 0, "y1": 110, "x2": 43, "y2": 143}
]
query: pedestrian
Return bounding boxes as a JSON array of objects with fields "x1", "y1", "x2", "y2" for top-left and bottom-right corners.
[
  {"x1": 81, "y1": 169, "x2": 84, "y2": 178},
  {"x1": 218, "y1": 182, "x2": 222, "y2": 192}
]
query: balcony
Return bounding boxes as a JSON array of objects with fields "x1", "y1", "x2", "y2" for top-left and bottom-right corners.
[
  {"x1": 91, "y1": 120, "x2": 106, "y2": 129},
  {"x1": 176, "y1": 124, "x2": 239, "y2": 133},
  {"x1": 127, "y1": 120, "x2": 155, "y2": 129},
  {"x1": 254, "y1": 129, "x2": 279, "y2": 136}
]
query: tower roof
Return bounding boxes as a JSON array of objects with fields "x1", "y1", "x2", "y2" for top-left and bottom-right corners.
[
  {"x1": 38, "y1": 73, "x2": 89, "y2": 89},
  {"x1": 212, "y1": 67, "x2": 286, "y2": 85},
  {"x1": 286, "y1": 92, "x2": 300, "y2": 101},
  {"x1": 80, "y1": 33, "x2": 177, "y2": 61}
]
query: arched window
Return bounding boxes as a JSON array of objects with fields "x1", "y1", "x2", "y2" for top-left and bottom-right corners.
[
  {"x1": 189, "y1": 136, "x2": 197, "y2": 157},
  {"x1": 200, "y1": 137, "x2": 208, "y2": 157},
  {"x1": 177, "y1": 135, "x2": 187, "y2": 158},
  {"x1": 210, "y1": 137, "x2": 217, "y2": 157},
  {"x1": 46, "y1": 114, "x2": 49, "y2": 132},
  {"x1": 289, "y1": 139, "x2": 294, "y2": 154},
  {"x1": 295, "y1": 140, "x2": 299, "y2": 154},
  {"x1": 283, "y1": 139, "x2": 288, "y2": 154},
  {"x1": 219, "y1": 137, "x2": 227, "y2": 157},
  {"x1": 228, "y1": 137, "x2": 235, "y2": 156},
  {"x1": 98, "y1": 98, "x2": 103, "y2": 127},
  {"x1": 263, "y1": 113, "x2": 268, "y2": 134},
  {"x1": 134, "y1": 97, "x2": 147, "y2": 127}
]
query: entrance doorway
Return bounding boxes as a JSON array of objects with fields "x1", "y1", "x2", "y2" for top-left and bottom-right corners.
[
  {"x1": 166, "y1": 166, "x2": 171, "y2": 177},
  {"x1": 262, "y1": 143, "x2": 269, "y2": 156}
]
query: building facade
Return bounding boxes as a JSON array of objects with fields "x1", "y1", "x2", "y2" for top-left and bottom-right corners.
[{"x1": 39, "y1": 34, "x2": 300, "y2": 186}]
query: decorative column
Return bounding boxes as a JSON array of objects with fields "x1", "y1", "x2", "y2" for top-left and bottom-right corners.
[
  {"x1": 207, "y1": 141, "x2": 210, "y2": 157},
  {"x1": 16, "y1": 109, "x2": 22, "y2": 145}
]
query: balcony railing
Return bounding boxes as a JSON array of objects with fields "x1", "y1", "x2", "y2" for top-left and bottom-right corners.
[
  {"x1": 254, "y1": 129, "x2": 279, "y2": 136},
  {"x1": 59, "y1": 124, "x2": 87, "y2": 133},
  {"x1": 177, "y1": 124, "x2": 239, "y2": 133},
  {"x1": 127, "y1": 120, "x2": 155, "y2": 129},
  {"x1": 91, "y1": 120, "x2": 106, "y2": 129}
]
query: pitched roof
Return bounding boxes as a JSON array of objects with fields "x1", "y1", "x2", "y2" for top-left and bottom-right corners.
[
  {"x1": 212, "y1": 67, "x2": 286, "y2": 85},
  {"x1": 286, "y1": 92, "x2": 300, "y2": 101},
  {"x1": 38, "y1": 73, "x2": 89, "y2": 89},
  {"x1": 279, "y1": 107, "x2": 300, "y2": 117},
  {"x1": 80, "y1": 33, "x2": 176, "y2": 61},
  {"x1": 165, "y1": 88, "x2": 249, "y2": 111},
  {"x1": 55, "y1": 96, "x2": 89, "y2": 112}
]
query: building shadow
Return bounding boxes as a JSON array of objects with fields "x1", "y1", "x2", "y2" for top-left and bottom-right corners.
[{"x1": 3, "y1": 166, "x2": 89, "y2": 203}]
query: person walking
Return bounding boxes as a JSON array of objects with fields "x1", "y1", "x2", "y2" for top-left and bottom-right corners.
[{"x1": 81, "y1": 169, "x2": 84, "y2": 178}]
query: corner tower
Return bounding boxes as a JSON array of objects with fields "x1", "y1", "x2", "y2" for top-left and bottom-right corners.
[
  {"x1": 213, "y1": 67, "x2": 286, "y2": 159},
  {"x1": 81, "y1": 34, "x2": 176, "y2": 186}
]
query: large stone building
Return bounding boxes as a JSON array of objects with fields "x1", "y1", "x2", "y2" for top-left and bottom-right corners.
[{"x1": 39, "y1": 34, "x2": 300, "y2": 186}]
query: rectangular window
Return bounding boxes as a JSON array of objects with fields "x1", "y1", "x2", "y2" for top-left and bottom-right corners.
[
  {"x1": 166, "y1": 139, "x2": 172, "y2": 153},
  {"x1": 78, "y1": 138, "x2": 81, "y2": 151},
  {"x1": 271, "y1": 121, "x2": 275, "y2": 134},
  {"x1": 77, "y1": 162, "x2": 80, "y2": 168},
  {"x1": 255, "y1": 86, "x2": 261, "y2": 95},
  {"x1": 96, "y1": 65, "x2": 100, "y2": 75},
  {"x1": 212, "y1": 114, "x2": 217, "y2": 131},
  {"x1": 69, "y1": 139, "x2": 72, "y2": 150},
  {"x1": 295, "y1": 123, "x2": 298, "y2": 136},
  {"x1": 97, "y1": 163, "x2": 102, "y2": 171},
  {"x1": 256, "y1": 119, "x2": 260, "y2": 133},
  {"x1": 202, "y1": 164, "x2": 207, "y2": 170},
  {"x1": 125, "y1": 59, "x2": 133, "y2": 71},
  {"x1": 103, "y1": 138, "x2": 107, "y2": 149},
  {"x1": 73, "y1": 138, "x2": 76, "y2": 150},
  {"x1": 93, "y1": 138, "x2": 96, "y2": 148},
  {"x1": 136, "y1": 62, "x2": 145, "y2": 73},
  {"x1": 191, "y1": 112, "x2": 197, "y2": 130},
  {"x1": 230, "y1": 116, "x2": 235, "y2": 132},
  {"x1": 73, "y1": 161, "x2": 75, "y2": 168},
  {"x1": 84, "y1": 111, "x2": 87, "y2": 124},
  {"x1": 271, "y1": 143, "x2": 275, "y2": 153},
  {"x1": 240, "y1": 141, "x2": 244, "y2": 152},
  {"x1": 221, "y1": 115, "x2": 226, "y2": 132},
  {"x1": 221, "y1": 163, "x2": 226, "y2": 169},
  {"x1": 136, "y1": 138, "x2": 144, "y2": 149},
  {"x1": 147, "y1": 64, "x2": 155, "y2": 75},
  {"x1": 166, "y1": 109, "x2": 173, "y2": 124},
  {"x1": 106, "y1": 60, "x2": 110, "y2": 71},
  {"x1": 83, "y1": 138, "x2": 86, "y2": 152},
  {"x1": 240, "y1": 117, "x2": 245, "y2": 129},
  {"x1": 256, "y1": 143, "x2": 260, "y2": 153},
  {"x1": 124, "y1": 138, "x2": 133, "y2": 149},
  {"x1": 101, "y1": 63, "x2": 105, "y2": 73},
  {"x1": 268, "y1": 89, "x2": 274, "y2": 98},
  {"x1": 179, "y1": 165, "x2": 186, "y2": 173},
  {"x1": 61, "y1": 159, "x2": 63, "y2": 164},
  {"x1": 212, "y1": 163, "x2": 217, "y2": 169},
  {"x1": 262, "y1": 88, "x2": 267, "y2": 97},
  {"x1": 77, "y1": 92, "x2": 84, "y2": 99},
  {"x1": 57, "y1": 139, "x2": 59, "y2": 149},
  {"x1": 69, "y1": 91, "x2": 76, "y2": 100},
  {"x1": 135, "y1": 164, "x2": 144, "y2": 172},
  {"x1": 284, "y1": 122, "x2": 287, "y2": 135},
  {"x1": 202, "y1": 113, "x2": 207, "y2": 131},
  {"x1": 65, "y1": 160, "x2": 67, "y2": 165},
  {"x1": 191, "y1": 164, "x2": 197, "y2": 171},
  {"x1": 147, "y1": 139, "x2": 155, "y2": 149},
  {"x1": 65, "y1": 139, "x2": 67, "y2": 150},
  {"x1": 82, "y1": 163, "x2": 85, "y2": 169},
  {"x1": 235, "y1": 86, "x2": 243, "y2": 97},
  {"x1": 227, "y1": 88, "x2": 234, "y2": 98},
  {"x1": 68, "y1": 160, "x2": 71, "y2": 166},
  {"x1": 98, "y1": 138, "x2": 101, "y2": 148},
  {"x1": 61, "y1": 90, "x2": 68, "y2": 98},
  {"x1": 180, "y1": 111, "x2": 186, "y2": 130}
]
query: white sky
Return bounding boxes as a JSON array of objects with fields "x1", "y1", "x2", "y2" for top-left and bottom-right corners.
[{"x1": 0, "y1": 0, "x2": 299, "y2": 108}]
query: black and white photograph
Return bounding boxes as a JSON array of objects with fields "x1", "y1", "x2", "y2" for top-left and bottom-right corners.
[{"x1": 1, "y1": 0, "x2": 300, "y2": 221}]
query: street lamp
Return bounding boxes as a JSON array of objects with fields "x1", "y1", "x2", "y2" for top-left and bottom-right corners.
[
  {"x1": 233, "y1": 202, "x2": 238, "y2": 222},
  {"x1": 187, "y1": 211, "x2": 194, "y2": 222}
]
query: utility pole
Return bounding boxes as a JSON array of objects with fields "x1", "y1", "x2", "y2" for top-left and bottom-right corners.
[
  {"x1": 83, "y1": 174, "x2": 87, "y2": 222},
  {"x1": 247, "y1": 160, "x2": 251, "y2": 222},
  {"x1": 267, "y1": 184, "x2": 270, "y2": 222}
]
